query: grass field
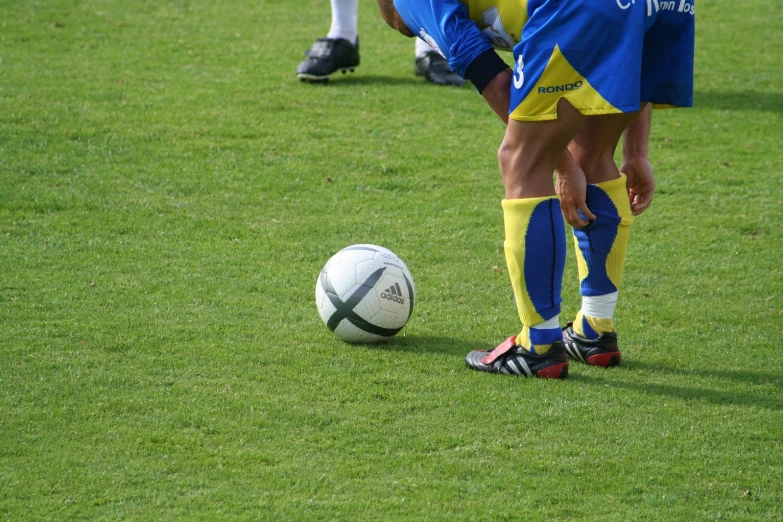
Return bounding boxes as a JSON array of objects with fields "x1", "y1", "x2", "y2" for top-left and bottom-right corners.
[{"x1": 2, "y1": 0, "x2": 782, "y2": 520}]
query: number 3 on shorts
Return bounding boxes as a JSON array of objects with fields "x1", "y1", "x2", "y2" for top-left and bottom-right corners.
[{"x1": 513, "y1": 55, "x2": 525, "y2": 89}]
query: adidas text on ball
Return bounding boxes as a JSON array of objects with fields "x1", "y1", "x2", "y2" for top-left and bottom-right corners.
[{"x1": 315, "y1": 244, "x2": 415, "y2": 343}]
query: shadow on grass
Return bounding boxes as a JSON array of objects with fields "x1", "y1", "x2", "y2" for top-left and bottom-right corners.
[
  {"x1": 364, "y1": 336, "x2": 782, "y2": 410},
  {"x1": 625, "y1": 360, "x2": 783, "y2": 387},
  {"x1": 572, "y1": 360, "x2": 782, "y2": 411},
  {"x1": 365, "y1": 335, "x2": 480, "y2": 357},
  {"x1": 694, "y1": 90, "x2": 783, "y2": 112},
  {"x1": 299, "y1": 75, "x2": 439, "y2": 88}
]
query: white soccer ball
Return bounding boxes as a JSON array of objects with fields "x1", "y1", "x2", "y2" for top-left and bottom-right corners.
[{"x1": 315, "y1": 244, "x2": 415, "y2": 343}]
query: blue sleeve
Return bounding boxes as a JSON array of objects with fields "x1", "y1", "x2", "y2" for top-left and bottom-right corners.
[{"x1": 393, "y1": 0, "x2": 495, "y2": 79}]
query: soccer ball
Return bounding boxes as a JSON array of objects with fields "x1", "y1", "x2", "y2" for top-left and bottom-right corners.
[{"x1": 315, "y1": 244, "x2": 415, "y2": 343}]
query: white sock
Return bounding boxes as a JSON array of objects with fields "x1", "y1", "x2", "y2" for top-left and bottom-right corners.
[
  {"x1": 326, "y1": 0, "x2": 358, "y2": 45},
  {"x1": 415, "y1": 38, "x2": 437, "y2": 59}
]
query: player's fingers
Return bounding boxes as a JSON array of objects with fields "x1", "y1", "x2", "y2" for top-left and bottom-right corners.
[
  {"x1": 571, "y1": 213, "x2": 590, "y2": 229},
  {"x1": 559, "y1": 198, "x2": 573, "y2": 225},
  {"x1": 631, "y1": 192, "x2": 652, "y2": 215},
  {"x1": 578, "y1": 201, "x2": 596, "y2": 222},
  {"x1": 629, "y1": 192, "x2": 641, "y2": 214},
  {"x1": 559, "y1": 197, "x2": 569, "y2": 218},
  {"x1": 563, "y1": 201, "x2": 589, "y2": 229},
  {"x1": 621, "y1": 171, "x2": 634, "y2": 190}
]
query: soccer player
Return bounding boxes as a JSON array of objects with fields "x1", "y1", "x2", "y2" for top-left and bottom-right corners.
[
  {"x1": 297, "y1": 0, "x2": 464, "y2": 86},
  {"x1": 376, "y1": 0, "x2": 694, "y2": 377}
]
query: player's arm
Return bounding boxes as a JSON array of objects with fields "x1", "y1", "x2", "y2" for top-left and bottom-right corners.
[
  {"x1": 378, "y1": 0, "x2": 495, "y2": 79},
  {"x1": 376, "y1": 0, "x2": 415, "y2": 37},
  {"x1": 376, "y1": 0, "x2": 511, "y2": 119},
  {"x1": 621, "y1": 103, "x2": 654, "y2": 215},
  {"x1": 556, "y1": 151, "x2": 595, "y2": 229},
  {"x1": 479, "y1": 67, "x2": 511, "y2": 123}
]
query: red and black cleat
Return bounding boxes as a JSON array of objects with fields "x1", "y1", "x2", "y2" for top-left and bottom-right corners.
[
  {"x1": 562, "y1": 323, "x2": 622, "y2": 367},
  {"x1": 465, "y1": 336, "x2": 569, "y2": 379}
]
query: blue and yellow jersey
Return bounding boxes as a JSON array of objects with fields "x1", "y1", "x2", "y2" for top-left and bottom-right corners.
[
  {"x1": 460, "y1": 0, "x2": 529, "y2": 51},
  {"x1": 392, "y1": 0, "x2": 694, "y2": 121}
]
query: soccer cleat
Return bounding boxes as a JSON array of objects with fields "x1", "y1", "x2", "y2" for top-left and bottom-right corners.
[
  {"x1": 414, "y1": 52, "x2": 464, "y2": 87},
  {"x1": 465, "y1": 336, "x2": 569, "y2": 379},
  {"x1": 296, "y1": 37, "x2": 360, "y2": 82},
  {"x1": 562, "y1": 322, "x2": 622, "y2": 367}
]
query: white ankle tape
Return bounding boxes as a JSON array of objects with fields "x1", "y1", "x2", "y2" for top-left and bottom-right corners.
[
  {"x1": 582, "y1": 292, "x2": 618, "y2": 319},
  {"x1": 533, "y1": 316, "x2": 561, "y2": 330}
]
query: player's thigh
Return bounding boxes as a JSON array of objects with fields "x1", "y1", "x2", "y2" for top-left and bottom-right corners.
[
  {"x1": 500, "y1": 98, "x2": 587, "y2": 198},
  {"x1": 569, "y1": 111, "x2": 640, "y2": 183}
]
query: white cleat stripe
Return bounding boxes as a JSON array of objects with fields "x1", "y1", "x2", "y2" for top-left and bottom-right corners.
[
  {"x1": 516, "y1": 357, "x2": 533, "y2": 376},
  {"x1": 566, "y1": 342, "x2": 586, "y2": 363}
]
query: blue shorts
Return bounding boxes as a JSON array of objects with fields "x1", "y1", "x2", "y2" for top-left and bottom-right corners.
[{"x1": 509, "y1": 0, "x2": 695, "y2": 121}]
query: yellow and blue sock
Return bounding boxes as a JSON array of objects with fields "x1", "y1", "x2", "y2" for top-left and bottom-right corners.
[
  {"x1": 502, "y1": 196, "x2": 566, "y2": 355},
  {"x1": 572, "y1": 174, "x2": 634, "y2": 339}
]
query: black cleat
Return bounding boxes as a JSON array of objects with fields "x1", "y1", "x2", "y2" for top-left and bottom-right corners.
[
  {"x1": 414, "y1": 52, "x2": 464, "y2": 87},
  {"x1": 466, "y1": 336, "x2": 569, "y2": 379},
  {"x1": 296, "y1": 37, "x2": 360, "y2": 82},
  {"x1": 562, "y1": 323, "x2": 622, "y2": 367}
]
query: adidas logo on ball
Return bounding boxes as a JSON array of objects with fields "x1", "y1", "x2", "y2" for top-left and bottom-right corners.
[
  {"x1": 380, "y1": 283, "x2": 405, "y2": 304},
  {"x1": 315, "y1": 244, "x2": 416, "y2": 343}
]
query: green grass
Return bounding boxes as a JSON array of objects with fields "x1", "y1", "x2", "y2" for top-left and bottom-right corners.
[{"x1": 2, "y1": 0, "x2": 782, "y2": 520}]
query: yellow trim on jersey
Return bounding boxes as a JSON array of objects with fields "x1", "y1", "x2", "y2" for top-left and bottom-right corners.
[
  {"x1": 510, "y1": 44, "x2": 622, "y2": 122},
  {"x1": 463, "y1": 0, "x2": 528, "y2": 50}
]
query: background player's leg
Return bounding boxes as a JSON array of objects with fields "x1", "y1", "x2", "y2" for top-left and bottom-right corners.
[
  {"x1": 327, "y1": 0, "x2": 359, "y2": 44},
  {"x1": 296, "y1": 0, "x2": 360, "y2": 81},
  {"x1": 414, "y1": 39, "x2": 464, "y2": 87}
]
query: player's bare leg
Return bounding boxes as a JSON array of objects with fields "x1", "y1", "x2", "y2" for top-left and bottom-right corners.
[
  {"x1": 499, "y1": 98, "x2": 587, "y2": 200},
  {"x1": 466, "y1": 99, "x2": 585, "y2": 378},
  {"x1": 569, "y1": 111, "x2": 640, "y2": 185},
  {"x1": 561, "y1": 110, "x2": 641, "y2": 367}
]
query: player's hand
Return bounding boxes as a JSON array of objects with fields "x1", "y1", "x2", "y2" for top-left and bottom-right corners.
[
  {"x1": 621, "y1": 156, "x2": 655, "y2": 215},
  {"x1": 556, "y1": 167, "x2": 595, "y2": 229}
]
